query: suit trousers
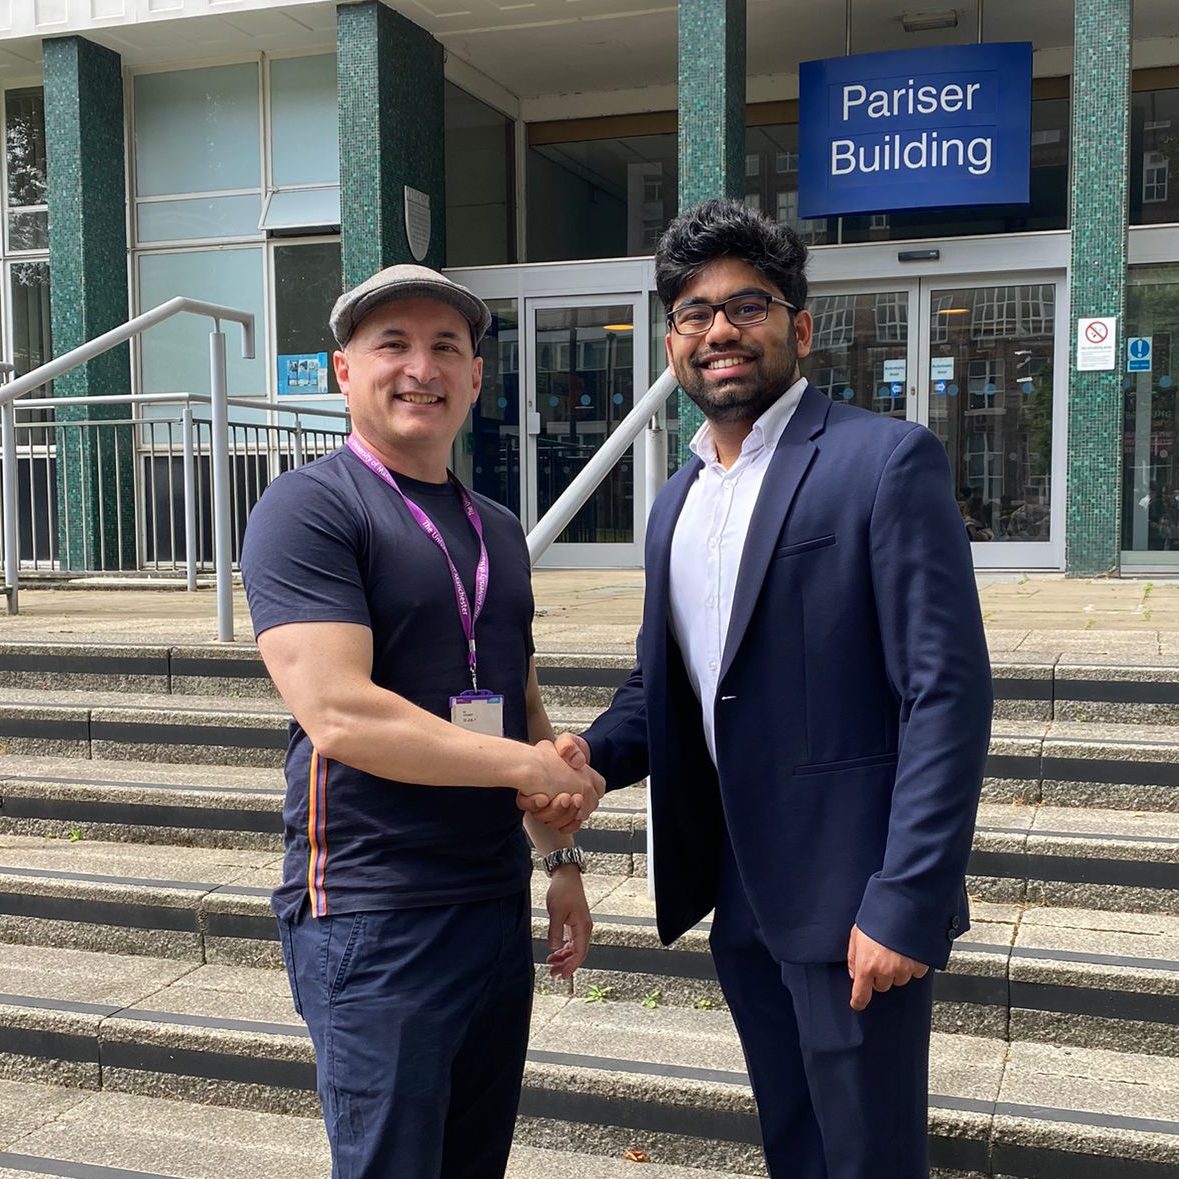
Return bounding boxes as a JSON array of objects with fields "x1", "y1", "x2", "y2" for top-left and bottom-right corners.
[
  {"x1": 709, "y1": 841, "x2": 934, "y2": 1179},
  {"x1": 278, "y1": 890, "x2": 534, "y2": 1179}
]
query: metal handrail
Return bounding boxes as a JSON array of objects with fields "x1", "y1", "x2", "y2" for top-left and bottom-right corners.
[
  {"x1": 1, "y1": 297, "x2": 256, "y2": 638},
  {"x1": 13, "y1": 391, "x2": 351, "y2": 422},
  {"x1": 526, "y1": 366, "x2": 677, "y2": 563},
  {"x1": 0, "y1": 298, "x2": 254, "y2": 405}
]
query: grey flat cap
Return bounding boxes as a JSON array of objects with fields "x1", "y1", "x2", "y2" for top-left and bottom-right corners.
[{"x1": 330, "y1": 264, "x2": 492, "y2": 347}]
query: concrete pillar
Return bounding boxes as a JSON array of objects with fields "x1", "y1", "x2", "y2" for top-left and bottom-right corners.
[
  {"x1": 674, "y1": 0, "x2": 747, "y2": 462},
  {"x1": 337, "y1": 1, "x2": 446, "y2": 289},
  {"x1": 43, "y1": 36, "x2": 134, "y2": 571},
  {"x1": 1065, "y1": 0, "x2": 1133, "y2": 575}
]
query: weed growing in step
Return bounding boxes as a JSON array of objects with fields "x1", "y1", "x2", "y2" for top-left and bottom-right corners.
[
  {"x1": 67, "y1": 827, "x2": 83, "y2": 842},
  {"x1": 641, "y1": 989, "x2": 662, "y2": 1009},
  {"x1": 584, "y1": 984, "x2": 614, "y2": 1003},
  {"x1": 693, "y1": 996, "x2": 715, "y2": 1010}
]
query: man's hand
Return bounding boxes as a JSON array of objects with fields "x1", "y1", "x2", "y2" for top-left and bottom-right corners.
[
  {"x1": 554, "y1": 732, "x2": 591, "y2": 769},
  {"x1": 847, "y1": 924, "x2": 929, "y2": 1011},
  {"x1": 545, "y1": 865, "x2": 593, "y2": 979},
  {"x1": 516, "y1": 740, "x2": 604, "y2": 833}
]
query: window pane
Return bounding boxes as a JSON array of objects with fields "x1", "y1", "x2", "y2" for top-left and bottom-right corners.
[
  {"x1": 134, "y1": 64, "x2": 261, "y2": 197},
  {"x1": 1131, "y1": 89, "x2": 1179, "y2": 227},
  {"x1": 137, "y1": 248, "x2": 267, "y2": 404},
  {"x1": 273, "y1": 240, "x2": 342, "y2": 400},
  {"x1": 6, "y1": 87, "x2": 46, "y2": 208},
  {"x1": 1123, "y1": 267, "x2": 1179, "y2": 555},
  {"x1": 8, "y1": 208, "x2": 47, "y2": 250},
  {"x1": 10, "y1": 260, "x2": 53, "y2": 442},
  {"x1": 927, "y1": 285, "x2": 1056, "y2": 543},
  {"x1": 137, "y1": 194, "x2": 262, "y2": 243},
  {"x1": 270, "y1": 55, "x2": 339, "y2": 188},
  {"x1": 445, "y1": 83, "x2": 515, "y2": 266},
  {"x1": 6, "y1": 86, "x2": 47, "y2": 251},
  {"x1": 746, "y1": 124, "x2": 833, "y2": 245},
  {"x1": 454, "y1": 299, "x2": 520, "y2": 515},
  {"x1": 534, "y1": 304, "x2": 635, "y2": 543},
  {"x1": 805, "y1": 292, "x2": 909, "y2": 417},
  {"x1": 527, "y1": 133, "x2": 675, "y2": 261},
  {"x1": 260, "y1": 187, "x2": 340, "y2": 231}
]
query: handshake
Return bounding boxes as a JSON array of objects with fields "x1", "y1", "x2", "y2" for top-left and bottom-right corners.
[{"x1": 516, "y1": 733, "x2": 600, "y2": 834}]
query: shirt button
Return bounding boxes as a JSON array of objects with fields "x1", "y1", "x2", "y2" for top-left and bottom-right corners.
[
  {"x1": 706, "y1": 596, "x2": 716, "y2": 607},
  {"x1": 708, "y1": 537, "x2": 718, "y2": 549},
  {"x1": 708, "y1": 660, "x2": 717, "y2": 670}
]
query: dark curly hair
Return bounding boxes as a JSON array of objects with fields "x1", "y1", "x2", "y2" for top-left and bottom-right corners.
[{"x1": 654, "y1": 199, "x2": 809, "y2": 311}]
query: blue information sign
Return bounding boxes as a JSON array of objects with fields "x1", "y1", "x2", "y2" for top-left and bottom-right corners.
[
  {"x1": 277, "y1": 352, "x2": 330, "y2": 396},
  {"x1": 799, "y1": 42, "x2": 1032, "y2": 219},
  {"x1": 1127, "y1": 337, "x2": 1152, "y2": 373}
]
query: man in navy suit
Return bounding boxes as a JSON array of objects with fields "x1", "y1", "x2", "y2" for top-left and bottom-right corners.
[{"x1": 553, "y1": 200, "x2": 992, "y2": 1178}]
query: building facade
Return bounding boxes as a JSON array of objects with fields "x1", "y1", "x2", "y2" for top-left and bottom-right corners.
[{"x1": 0, "y1": 0, "x2": 1176, "y2": 574}]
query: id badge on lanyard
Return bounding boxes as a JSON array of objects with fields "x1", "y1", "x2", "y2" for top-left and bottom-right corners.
[
  {"x1": 346, "y1": 435, "x2": 502, "y2": 737},
  {"x1": 449, "y1": 688, "x2": 505, "y2": 736}
]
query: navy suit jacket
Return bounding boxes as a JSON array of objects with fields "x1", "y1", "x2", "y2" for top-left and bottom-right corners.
[{"x1": 583, "y1": 383, "x2": 992, "y2": 970}]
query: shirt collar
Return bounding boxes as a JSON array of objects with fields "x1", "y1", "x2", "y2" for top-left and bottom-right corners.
[{"x1": 688, "y1": 376, "x2": 809, "y2": 466}]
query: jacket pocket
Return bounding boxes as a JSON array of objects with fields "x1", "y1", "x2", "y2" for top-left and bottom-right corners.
[
  {"x1": 793, "y1": 750, "x2": 899, "y2": 777},
  {"x1": 772, "y1": 533, "x2": 837, "y2": 560}
]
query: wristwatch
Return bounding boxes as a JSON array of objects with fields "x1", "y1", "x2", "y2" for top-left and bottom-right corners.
[{"x1": 541, "y1": 846, "x2": 587, "y2": 876}]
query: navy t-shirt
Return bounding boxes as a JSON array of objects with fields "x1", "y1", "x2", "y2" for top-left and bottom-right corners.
[{"x1": 241, "y1": 446, "x2": 534, "y2": 921}]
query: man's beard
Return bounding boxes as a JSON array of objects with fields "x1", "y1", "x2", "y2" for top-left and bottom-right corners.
[{"x1": 673, "y1": 336, "x2": 799, "y2": 426}]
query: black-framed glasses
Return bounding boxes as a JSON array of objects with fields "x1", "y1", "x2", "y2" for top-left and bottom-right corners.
[{"x1": 667, "y1": 293, "x2": 797, "y2": 336}]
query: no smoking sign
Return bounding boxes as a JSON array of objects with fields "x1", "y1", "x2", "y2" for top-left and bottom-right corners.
[{"x1": 1077, "y1": 317, "x2": 1117, "y2": 371}]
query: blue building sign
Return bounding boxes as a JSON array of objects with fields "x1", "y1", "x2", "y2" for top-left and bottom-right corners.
[{"x1": 798, "y1": 43, "x2": 1032, "y2": 219}]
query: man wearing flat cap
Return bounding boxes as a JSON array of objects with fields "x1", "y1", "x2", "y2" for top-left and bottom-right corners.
[{"x1": 241, "y1": 264, "x2": 604, "y2": 1178}]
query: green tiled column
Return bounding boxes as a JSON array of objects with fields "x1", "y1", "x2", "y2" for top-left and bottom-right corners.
[
  {"x1": 1065, "y1": 0, "x2": 1132, "y2": 576},
  {"x1": 674, "y1": 0, "x2": 746, "y2": 462},
  {"x1": 337, "y1": 1, "x2": 445, "y2": 289},
  {"x1": 43, "y1": 36, "x2": 134, "y2": 571}
]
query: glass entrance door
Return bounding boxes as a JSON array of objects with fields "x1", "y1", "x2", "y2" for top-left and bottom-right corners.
[
  {"x1": 806, "y1": 272, "x2": 1066, "y2": 569},
  {"x1": 525, "y1": 294, "x2": 646, "y2": 566}
]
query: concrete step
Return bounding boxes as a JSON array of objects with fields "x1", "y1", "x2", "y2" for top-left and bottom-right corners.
[
  {"x1": 0, "y1": 1080, "x2": 752, "y2": 1179},
  {"x1": 0, "y1": 944, "x2": 1177, "y2": 1178},
  {"x1": 2, "y1": 695, "x2": 1179, "y2": 810},
  {"x1": 0, "y1": 835, "x2": 1175, "y2": 1056},
  {"x1": 3, "y1": 641, "x2": 1179, "y2": 726},
  {"x1": 3, "y1": 752, "x2": 1177, "y2": 912}
]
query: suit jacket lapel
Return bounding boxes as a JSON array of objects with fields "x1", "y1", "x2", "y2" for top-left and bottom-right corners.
[
  {"x1": 645, "y1": 456, "x2": 702, "y2": 658},
  {"x1": 720, "y1": 384, "x2": 830, "y2": 681}
]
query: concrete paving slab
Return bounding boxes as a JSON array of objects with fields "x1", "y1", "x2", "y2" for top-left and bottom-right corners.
[
  {"x1": 0, "y1": 1080, "x2": 90, "y2": 1149},
  {"x1": 7, "y1": 1089, "x2": 328, "y2": 1179},
  {"x1": 0, "y1": 754, "x2": 285, "y2": 793},
  {"x1": 506, "y1": 1145, "x2": 754, "y2": 1177},
  {"x1": 532, "y1": 994, "x2": 746, "y2": 1076},
  {"x1": 0, "y1": 833, "x2": 278, "y2": 879},
  {"x1": 994, "y1": 1041, "x2": 1179, "y2": 1167}
]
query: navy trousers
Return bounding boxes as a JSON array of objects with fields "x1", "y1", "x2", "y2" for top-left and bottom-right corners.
[
  {"x1": 709, "y1": 844, "x2": 933, "y2": 1179},
  {"x1": 279, "y1": 890, "x2": 534, "y2": 1179}
]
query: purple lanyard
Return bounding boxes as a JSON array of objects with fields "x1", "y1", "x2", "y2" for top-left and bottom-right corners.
[{"x1": 347, "y1": 434, "x2": 489, "y2": 689}]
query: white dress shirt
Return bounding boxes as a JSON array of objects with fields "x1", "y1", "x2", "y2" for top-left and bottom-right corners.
[{"x1": 668, "y1": 377, "x2": 807, "y2": 764}]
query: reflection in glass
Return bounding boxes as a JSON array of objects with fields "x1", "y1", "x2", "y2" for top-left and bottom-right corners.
[
  {"x1": 1122, "y1": 269, "x2": 1179, "y2": 557},
  {"x1": 535, "y1": 305, "x2": 634, "y2": 543},
  {"x1": 745, "y1": 124, "x2": 832, "y2": 245},
  {"x1": 927, "y1": 286, "x2": 1055, "y2": 543},
  {"x1": 446, "y1": 84, "x2": 515, "y2": 267},
  {"x1": 458, "y1": 300, "x2": 521, "y2": 517},
  {"x1": 273, "y1": 240, "x2": 342, "y2": 398},
  {"x1": 805, "y1": 292, "x2": 909, "y2": 418},
  {"x1": 527, "y1": 135, "x2": 675, "y2": 262},
  {"x1": 5, "y1": 87, "x2": 47, "y2": 251},
  {"x1": 1131, "y1": 88, "x2": 1179, "y2": 228}
]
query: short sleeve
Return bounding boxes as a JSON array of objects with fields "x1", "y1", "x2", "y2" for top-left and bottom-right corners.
[{"x1": 241, "y1": 470, "x2": 372, "y2": 638}]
